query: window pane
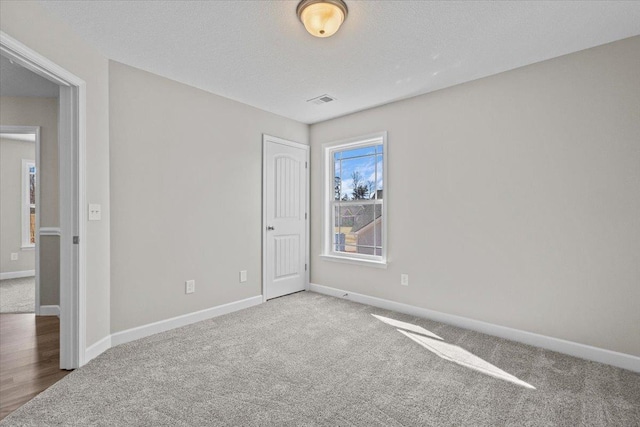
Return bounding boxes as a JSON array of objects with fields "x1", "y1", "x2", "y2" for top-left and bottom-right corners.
[
  {"x1": 354, "y1": 204, "x2": 382, "y2": 256},
  {"x1": 29, "y1": 169, "x2": 36, "y2": 205},
  {"x1": 30, "y1": 207, "x2": 36, "y2": 244},
  {"x1": 374, "y1": 203, "x2": 383, "y2": 249},
  {"x1": 334, "y1": 160, "x2": 342, "y2": 200},
  {"x1": 375, "y1": 154, "x2": 383, "y2": 199},
  {"x1": 337, "y1": 155, "x2": 377, "y2": 200},
  {"x1": 333, "y1": 205, "x2": 344, "y2": 251},
  {"x1": 333, "y1": 204, "x2": 374, "y2": 254},
  {"x1": 356, "y1": 245, "x2": 377, "y2": 256},
  {"x1": 340, "y1": 146, "x2": 377, "y2": 160}
]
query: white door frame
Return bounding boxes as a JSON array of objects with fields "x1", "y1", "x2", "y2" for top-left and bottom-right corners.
[
  {"x1": 1, "y1": 31, "x2": 87, "y2": 369},
  {"x1": 262, "y1": 135, "x2": 310, "y2": 302},
  {"x1": 0, "y1": 125, "x2": 41, "y2": 313}
]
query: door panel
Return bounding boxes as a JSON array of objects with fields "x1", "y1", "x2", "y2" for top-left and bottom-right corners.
[
  {"x1": 264, "y1": 137, "x2": 307, "y2": 300},
  {"x1": 274, "y1": 235, "x2": 300, "y2": 279},
  {"x1": 275, "y1": 156, "x2": 301, "y2": 219}
]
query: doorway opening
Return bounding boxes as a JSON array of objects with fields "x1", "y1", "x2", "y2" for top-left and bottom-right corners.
[
  {"x1": 0, "y1": 54, "x2": 72, "y2": 420},
  {"x1": 0, "y1": 126, "x2": 41, "y2": 315},
  {"x1": 1, "y1": 31, "x2": 86, "y2": 372}
]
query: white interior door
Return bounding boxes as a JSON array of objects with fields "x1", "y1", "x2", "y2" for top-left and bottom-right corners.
[{"x1": 263, "y1": 135, "x2": 308, "y2": 300}]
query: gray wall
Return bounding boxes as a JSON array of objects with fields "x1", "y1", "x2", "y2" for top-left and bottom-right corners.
[
  {"x1": 1, "y1": 97, "x2": 59, "y2": 226},
  {"x1": 1, "y1": 1, "x2": 111, "y2": 347},
  {"x1": 310, "y1": 36, "x2": 640, "y2": 357},
  {"x1": 109, "y1": 61, "x2": 309, "y2": 333},
  {"x1": 39, "y1": 235, "x2": 60, "y2": 305},
  {"x1": 1, "y1": 97, "x2": 60, "y2": 306},
  {"x1": 0, "y1": 137, "x2": 35, "y2": 273}
]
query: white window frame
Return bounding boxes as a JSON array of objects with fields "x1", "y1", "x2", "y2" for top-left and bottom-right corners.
[
  {"x1": 321, "y1": 131, "x2": 388, "y2": 268},
  {"x1": 21, "y1": 159, "x2": 36, "y2": 249}
]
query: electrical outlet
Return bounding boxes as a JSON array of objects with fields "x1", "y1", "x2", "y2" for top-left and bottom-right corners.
[
  {"x1": 11, "y1": 253, "x2": 18, "y2": 261},
  {"x1": 400, "y1": 274, "x2": 409, "y2": 286},
  {"x1": 88, "y1": 204, "x2": 101, "y2": 221},
  {"x1": 185, "y1": 280, "x2": 195, "y2": 294},
  {"x1": 239, "y1": 270, "x2": 247, "y2": 283}
]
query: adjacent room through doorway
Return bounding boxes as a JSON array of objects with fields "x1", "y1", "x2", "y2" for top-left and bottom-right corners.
[
  {"x1": 0, "y1": 51, "x2": 70, "y2": 420},
  {"x1": 0, "y1": 127, "x2": 37, "y2": 314}
]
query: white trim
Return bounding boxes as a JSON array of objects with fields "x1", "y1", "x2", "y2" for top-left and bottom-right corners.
[
  {"x1": 306, "y1": 145, "x2": 310, "y2": 292},
  {"x1": 0, "y1": 34, "x2": 83, "y2": 87},
  {"x1": 262, "y1": 137, "x2": 268, "y2": 303},
  {"x1": 39, "y1": 305, "x2": 60, "y2": 317},
  {"x1": 309, "y1": 283, "x2": 640, "y2": 373},
  {"x1": 39, "y1": 227, "x2": 62, "y2": 236},
  {"x1": 263, "y1": 135, "x2": 309, "y2": 150},
  {"x1": 322, "y1": 131, "x2": 388, "y2": 265},
  {"x1": 84, "y1": 335, "x2": 111, "y2": 364},
  {"x1": 1, "y1": 133, "x2": 36, "y2": 142},
  {"x1": 1, "y1": 31, "x2": 87, "y2": 370},
  {"x1": 262, "y1": 135, "x2": 310, "y2": 303},
  {"x1": 83, "y1": 296, "x2": 262, "y2": 363},
  {"x1": 77, "y1": 82, "x2": 88, "y2": 368},
  {"x1": 111, "y1": 296, "x2": 263, "y2": 346},
  {"x1": 319, "y1": 254, "x2": 388, "y2": 268},
  {"x1": 59, "y1": 86, "x2": 75, "y2": 368},
  {"x1": 0, "y1": 270, "x2": 35, "y2": 280}
]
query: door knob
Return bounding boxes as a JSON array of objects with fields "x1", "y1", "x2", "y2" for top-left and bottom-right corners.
[{"x1": 267, "y1": 226, "x2": 275, "y2": 230}]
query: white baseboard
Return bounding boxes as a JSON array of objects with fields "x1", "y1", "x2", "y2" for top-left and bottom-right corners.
[
  {"x1": 111, "y1": 295, "x2": 263, "y2": 347},
  {"x1": 84, "y1": 335, "x2": 112, "y2": 364},
  {"x1": 80, "y1": 295, "x2": 263, "y2": 366},
  {"x1": 0, "y1": 270, "x2": 35, "y2": 280},
  {"x1": 309, "y1": 283, "x2": 640, "y2": 373},
  {"x1": 39, "y1": 305, "x2": 60, "y2": 317}
]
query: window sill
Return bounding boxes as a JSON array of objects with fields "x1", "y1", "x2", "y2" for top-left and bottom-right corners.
[
  {"x1": 320, "y1": 254, "x2": 388, "y2": 269},
  {"x1": 21, "y1": 246, "x2": 35, "y2": 251}
]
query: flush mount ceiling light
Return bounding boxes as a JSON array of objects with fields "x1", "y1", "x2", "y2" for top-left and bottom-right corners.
[{"x1": 297, "y1": 0, "x2": 348, "y2": 38}]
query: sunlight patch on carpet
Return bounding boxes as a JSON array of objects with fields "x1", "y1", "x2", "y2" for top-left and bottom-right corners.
[
  {"x1": 398, "y1": 329, "x2": 536, "y2": 389},
  {"x1": 371, "y1": 314, "x2": 443, "y2": 340}
]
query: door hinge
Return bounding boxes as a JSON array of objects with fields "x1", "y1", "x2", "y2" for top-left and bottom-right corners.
[
  {"x1": 73, "y1": 236, "x2": 79, "y2": 244},
  {"x1": 305, "y1": 263, "x2": 307, "y2": 271},
  {"x1": 305, "y1": 212, "x2": 307, "y2": 220},
  {"x1": 305, "y1": 161, "x2": 308, "y2": 169}
]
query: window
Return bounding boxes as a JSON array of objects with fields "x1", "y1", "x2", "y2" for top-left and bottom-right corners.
[
  {"x1": 322, "y1": 132, "x2": 387, "y2": 266},
  {"x1": 22, "y1": 159, "x2": 36, "y2": 248}
]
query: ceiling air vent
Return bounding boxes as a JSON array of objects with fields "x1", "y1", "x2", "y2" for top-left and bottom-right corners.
[{"x1": 307, "y1": 94, "x2": 336, "y2": 105}]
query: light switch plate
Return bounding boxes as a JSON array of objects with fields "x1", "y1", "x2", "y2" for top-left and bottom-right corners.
[
  {"x1": 88, "y1": 204, "x2": 101, "y2": 221},
  {"x1": 400, "y1": 274, "x2": 409, "y2": 286},
  {"x1": 185, "y1": 280, "x2": 195, "y2": 294},
  {"x1": 11, "y1": 253, "x2": 18, "y2": 261},
  {"x1": 240, "y1": 270, "x2": 247, "y2": 283}
]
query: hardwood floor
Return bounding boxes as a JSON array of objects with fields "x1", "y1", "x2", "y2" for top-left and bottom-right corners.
[{"x1": 0, "y1": 314, "x2": 70, "y2": 420}]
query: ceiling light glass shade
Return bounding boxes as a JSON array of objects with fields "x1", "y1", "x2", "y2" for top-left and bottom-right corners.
[{"x1": 297, "y1": 0, "x2": 348, "y2": 38}]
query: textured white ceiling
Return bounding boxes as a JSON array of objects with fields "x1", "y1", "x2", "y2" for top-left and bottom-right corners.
[
  {"x1": 0, "y1": 55, "x2": 59, "y2": 98},
  {"x1": 39, "y1": 1, "x2": 640, "y2": 124}
]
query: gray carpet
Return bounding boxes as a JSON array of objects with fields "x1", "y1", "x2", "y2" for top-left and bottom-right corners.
[
  {"x1": 0, "y1": 277, "x2": 35, "y2": 313},
  {"x1": 2, "y1": 291, "x2": 639, "y2": 426}
]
